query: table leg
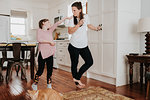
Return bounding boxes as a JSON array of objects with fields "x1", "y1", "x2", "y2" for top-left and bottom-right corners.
[
  {"x1": 145, "y1": 63, "x2": 149, "y2": 90},
  {"x1": 0, "y1": 58, "x2": 3, "y2": 82},
  {"x1": 22, "y1": 50, "x2": 25, "y2": 59},
  {"x1": 140, "y1": 63, "x2": 143, "y2": 88},
  {"x1": 0, "y1": 58, "x2": 5, "y2": 82},
  {"x1": 129, "y1": 62, "x2": 134, "y2": 88},
  {"x1": 30, "y1": 47, "x2": 35, "y2": 79}
]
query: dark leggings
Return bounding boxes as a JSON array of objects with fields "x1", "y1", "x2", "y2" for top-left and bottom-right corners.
[
  {"x1": 68, "y1": 44, "x2": 93, "y2": 80},
  {"x1": 34, "y1": 52, "x2": 53, "y2": 84}
]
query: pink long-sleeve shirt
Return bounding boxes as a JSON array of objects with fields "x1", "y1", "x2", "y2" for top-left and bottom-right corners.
[{"x1": 37, "y1": 22, "x2": 59, "y2": 59}]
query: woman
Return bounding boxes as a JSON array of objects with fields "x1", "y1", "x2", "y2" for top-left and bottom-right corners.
[
  {"x1": 32, "y1": 17, "x2": 71, "y2": 90},
  {"x1": 68, "y1": 2, "x2": 101, "y2": 88}
]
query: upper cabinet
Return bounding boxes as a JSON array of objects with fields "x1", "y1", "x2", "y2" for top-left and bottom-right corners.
[
  {"x1": 54, "y1": 3, "x2": 67, "y2": 19},
  {"x1": 48, "y1": 1, "x2": 69, "y2": 25},
  {"x1": 31, "y1": 8, "x2": 49, "y2": 29}
]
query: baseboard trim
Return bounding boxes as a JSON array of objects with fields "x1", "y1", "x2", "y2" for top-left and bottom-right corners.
[
  {"x1": 58, "y1": 65, "x2": 116, "y2": 85},
  {"x1": 58, "y1": 65, "x2": 71, "y2": 72},
  {"x1": 87, "y1": 72, "x2": 116, "y2": 85}
]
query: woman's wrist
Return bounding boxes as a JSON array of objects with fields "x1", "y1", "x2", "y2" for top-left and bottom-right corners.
[
  {"x1": 96, "y1": 27, "x2": 101, "y2": 31},
  {"x1": 95, "y1": 27, "x2": 98, "y2": 31}
]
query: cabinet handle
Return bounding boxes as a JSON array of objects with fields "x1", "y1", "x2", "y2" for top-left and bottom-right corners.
[{"x1": 60, "y1": 50, "x2": 62, "y2": 52}]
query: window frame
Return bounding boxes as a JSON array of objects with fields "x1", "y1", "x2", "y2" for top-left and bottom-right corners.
[{"x1": 10, "y1": 17, "x2": 27, "y2": 36}]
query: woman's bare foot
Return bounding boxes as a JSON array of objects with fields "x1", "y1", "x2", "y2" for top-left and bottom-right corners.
[
  {"x1": 76, "y1": 84, "x2": 85, "y2": 89},
  {"x1": 73, "y1": 78, "x2": 85, "y2": 87}
]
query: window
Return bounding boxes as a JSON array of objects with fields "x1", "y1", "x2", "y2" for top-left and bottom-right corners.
[
  {"x1": 10, "y1": 17, "x2": 26, "y2": 35},
  {"x1": 10, "y1": 10, "x2": 27, "y2": 36}
]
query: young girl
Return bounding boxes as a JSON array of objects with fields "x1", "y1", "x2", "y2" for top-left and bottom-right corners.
[
  {"x1": 32, "y1": 17, "x2": 71, "y2": 90},
  {"x1": 68, "y1": 2, "x2": 101, "y2": 88}
]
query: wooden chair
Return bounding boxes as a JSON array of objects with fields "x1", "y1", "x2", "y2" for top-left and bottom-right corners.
[
  {"x1": 146, "y1": 72, "x2": 150, "y2": 100},
  {"x1": 5, "y1": 43, "x2": 27, "y2": 83},
  {"x1": 0, "y1": 43, "x2": 8, "y2": 82}
]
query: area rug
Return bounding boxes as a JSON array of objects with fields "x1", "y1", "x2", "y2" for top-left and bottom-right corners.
[{"x1": 63, "y1": 87, "x2": 134, "y2": 100}]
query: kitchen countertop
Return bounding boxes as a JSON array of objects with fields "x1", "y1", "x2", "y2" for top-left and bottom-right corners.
[{"x1": 54, "y1": 39, "x2": 70, "y2": 42}]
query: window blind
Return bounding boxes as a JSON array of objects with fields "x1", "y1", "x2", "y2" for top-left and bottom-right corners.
[{"x1": 11, "y1": 10, "x2": 27, "y2": 18}]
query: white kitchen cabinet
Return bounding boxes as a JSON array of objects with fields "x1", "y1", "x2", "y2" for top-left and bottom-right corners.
[
  {"x1": 56, "y1": 41, "x2": 71, "y2": 67},
  {"x1": 87, "y1": 0, "x2": 116, "y2": 85},
  {"x1": 63, "y1": 42, "x2": 71, "y2": 67},
  {"x1": 57, "y1": 55, "x2": 65, "y2": 65},
  {"x1": 31, "y1": 8, "x2": 49, "y2": 29},
  {"x1": 87, "y1": 0, "x2": 141, "y2": 86},
  {"x1": 56, "y1": 40, "x2": 85, "y2": 72}
]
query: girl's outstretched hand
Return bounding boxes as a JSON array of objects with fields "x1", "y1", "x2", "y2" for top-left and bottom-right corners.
[{"x1": 65, "y1": 16, "x2": 73, "y2": 20}]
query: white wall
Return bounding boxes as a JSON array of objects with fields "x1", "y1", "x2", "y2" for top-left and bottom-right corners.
[
  {"x1": 0, "y1": 0, "x2": 10, "y2": 15},
  {"x1": 140, "y1": 0, "x2": 150, "y2": 54},
  {"x1": 116, "y1": 0, "x2": 141, "y2": 86}
]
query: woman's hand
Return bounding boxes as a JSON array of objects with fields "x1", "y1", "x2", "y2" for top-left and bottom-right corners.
[
  {"x1": 96, "y1": 25, "x2": 102, "y2": 31},
  {"x1": 78, "y1": 19, "x2": 84, "y2": 26},
  {"x1": 87, "y1": 24, "x2": 102, "y2": 31}
]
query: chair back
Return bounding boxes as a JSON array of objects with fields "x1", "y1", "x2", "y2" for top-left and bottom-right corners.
[
  {"x1": 4, "y1": 43, "x2": 27, "y2": 61},
  {"x1": 0, "y1": 43, "x2": 7, "y2": 59},
  {"x1": 12, "y1": 43, "x2": 21, "y2": 61}
]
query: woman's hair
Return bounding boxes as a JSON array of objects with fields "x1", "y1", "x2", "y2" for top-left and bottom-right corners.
[
  {"x1": 39, "y1": 19, "x2": 49, "y2": 29},
  {"x1": 71, "y1": 2, "x2": 84, "y2": 25}
]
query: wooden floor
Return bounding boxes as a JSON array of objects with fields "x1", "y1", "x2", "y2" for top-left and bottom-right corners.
[{"x1": 0, "y1": 67, "x2": 148, "y2": 100}]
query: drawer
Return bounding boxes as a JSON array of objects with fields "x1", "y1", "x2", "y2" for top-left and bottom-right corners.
[
  {"x1": 56, "y1": 42, "x2": 69, "y2": 47},
  {"x1": 57, "y1": 48, "x2": 64, "y2": 55},
  {"x1": 57, "y1": 56, "x2": 64, "y2": 65},
  {"x1": 63, "y1": 42, "x2": 69, "y2": 47},
  {"x1": 57, "y1": 42, "x2": 65, "y2": 47}
]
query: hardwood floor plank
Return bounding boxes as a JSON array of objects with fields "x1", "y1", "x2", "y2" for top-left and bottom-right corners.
[{"x1": 0, "y1": 68, "x2": 147, "y2": 100}]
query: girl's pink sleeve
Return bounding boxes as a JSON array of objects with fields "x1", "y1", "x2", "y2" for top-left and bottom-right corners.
[{"x1": 50, "y1": 22, "x2": 60, "y2": 32}]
